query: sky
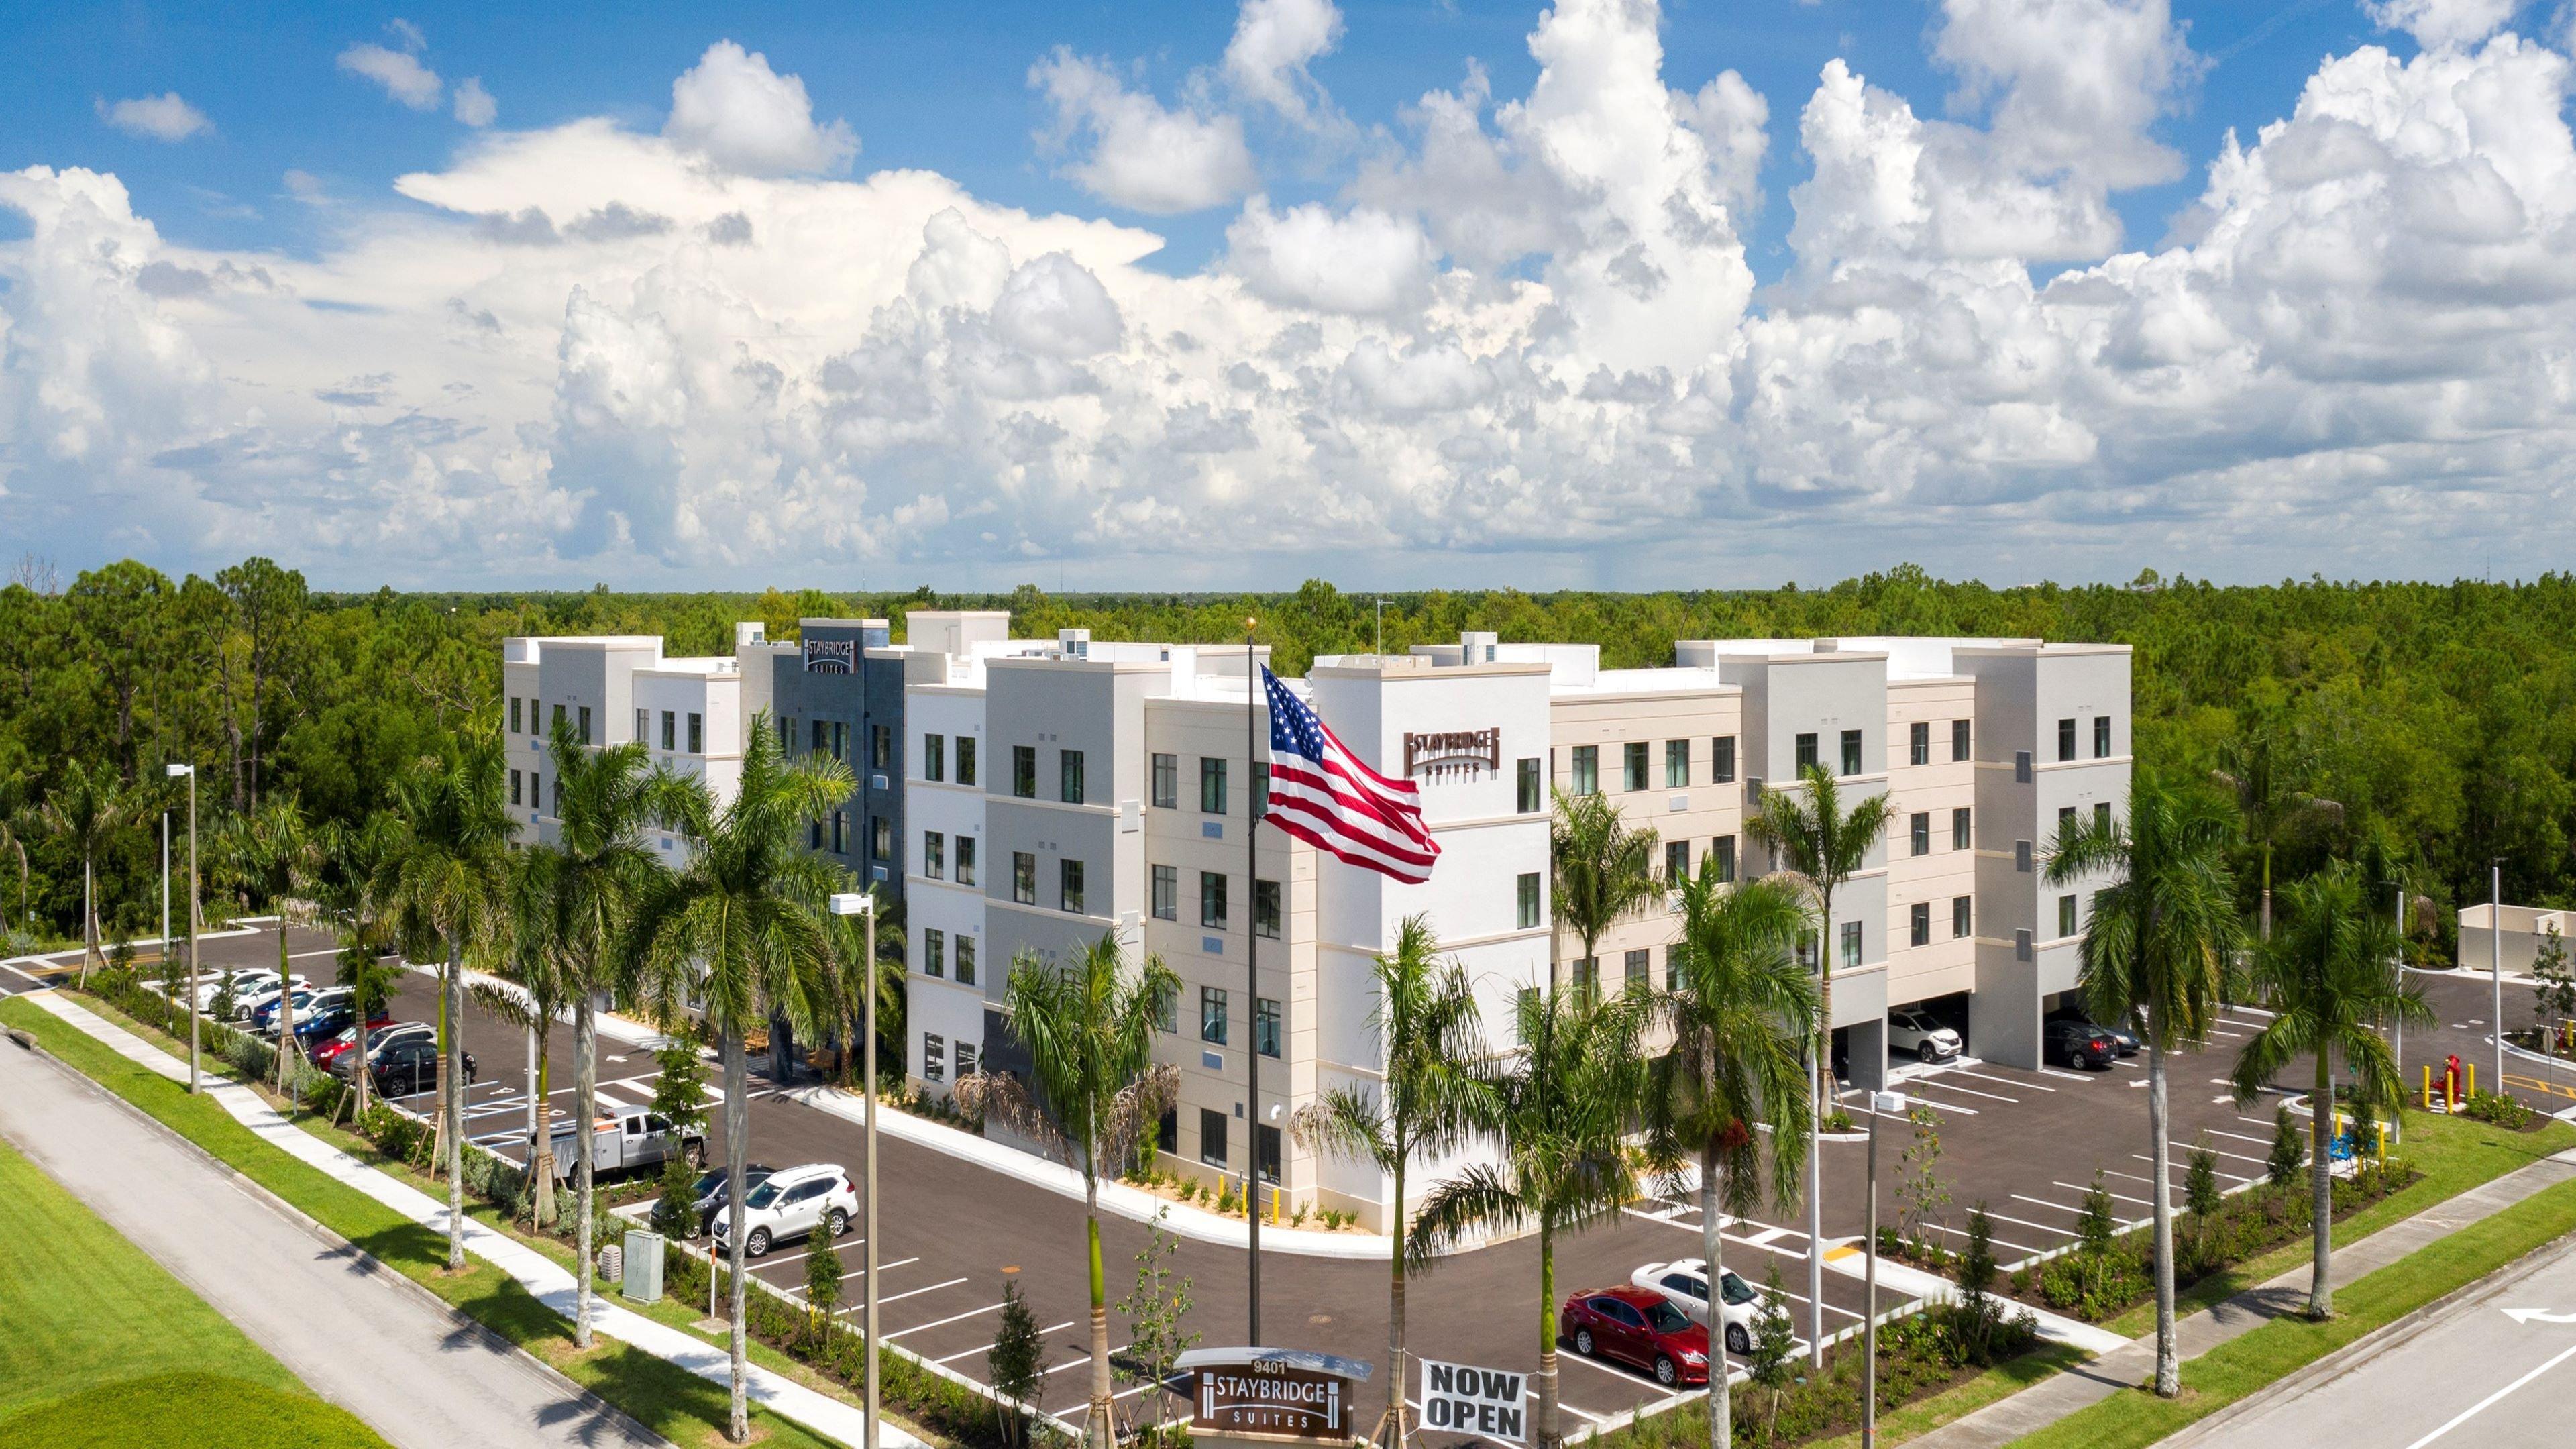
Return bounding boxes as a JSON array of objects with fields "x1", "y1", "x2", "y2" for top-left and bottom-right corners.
[{"x1": 2, "y1": 0, "x2": 2571, "y2": 593}]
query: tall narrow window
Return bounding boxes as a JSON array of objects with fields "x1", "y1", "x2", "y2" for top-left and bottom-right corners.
[
  {"x1": 1517, "y1": 758, "x2": 1542, "y2": 813},
  {"x1": 1623, "y1": 741, "x2": 1649, "y2": 792},
  {"x1": 1570, "y1": 745, "x2": 1599, "y2": 796},
  {"x1": 922, "y1": 928, "x2": 945, "y2": 979},
  {"x1": 553, "y1": 704, "x2": 566, "y2": 733},
  {"x1": 1840, "y1": 920, "x2": 1863, "y2": 969},
  {"x1": 924, "y1": 734, "x2": 945, "y2": 782},
  {"x1": 1012, "y1": 746, "x2": 1036, "y2": 798},
  {"x1": 2058, "y1": 893, "x2": 2078, "y2": 937},
  {"x1": 1254, "y1": 878, "x2": 1280, "y2": 939},
  {"x1": 1840, "y1": 729, "x2": 1863, "y2": 777},
  {"x1": 1953, "y1": 807, "x2": 1972, "y2": 850},
  {"x1": 1909, "y1": 721, "x2": 1929, "y2": 767},
  {"x1": 871, "y1": 724, "x2": 891, "y2": 769},
  {"x1": 1952, "y1": 895, "x2": 1972, "y2": 938},
  {"x1": 1061, "y1": 749, "x2": 1086, "y2": 805},
  {"x1": 1012, "y1": 852, "x2": 1036, "y2": 905},
  {"x1": 686, "y1": 713, "x2": 702, "y2": 754},
  {"x1": 2094, "y1": 716, "x2": 2112, "y2": 758},
  {"x1": 812, "y1": 719, "x2": 830, "y2": 756},
  {"x1": 635, "y1": 708, "x2": 648, "y2": 744},
  {"x1": 1795, "y1": 733, "x2": 1819, "y2": 772},
  {"x1": 511, "y1": 769, "x2": 522, "y2": 806},
  {"x1": 2015, "y1": 839, "x2": 2033, "y2": 873},
  {"x1": 2095, "y1": 801, "x2": 2111, "y2": 833},
  {"x1": 924, "y1": 830, "x2": 945, "y2": 879},
  {"x1": 1517, "y1": 873, "x2": 1541, "y2": 930},
  {"x1": 511, "y1": 697, "x2": 522, "y2": 734},
  {"x1": 1951, "y1": 718, "x2": 1970, "y2": 761},
  {"x1": 831, "y1": 810, "x2": 847, "y2": 855},
  {"x1": 1713, "y1": 835, "x2": 1737, "y2": 883},
  {"x1": 1256, "y1": 997, "x2": 1281, "y2": 1059},
  {"x1": 1258, "y1": 1124, "x2": 1281, "y2": 1185},
  {"x1": 1152, "y1": 753, "x2": 1177, "y2": 808},
  {"x1": 1711, "y1": 736, "x2": 1737, "y2": 784},
  {"x1": 955, "y1": 935, "x2": 976, "y2": 986},
  {"x1": 955, "y1": 837, "x2": 977, "y2": 886},
  {"x1": 1152, "y1": 865, "x2": 1177, "y2": 921},
  {"x1": 2057, "y1": 718, "x2": 2076, "y2": 762},
  {"x1": 661, "y1": 711, "x2": 676, "y2": 751},
  {"x1": 1201, "y1": 757, "x2": 1228, "y2": 814},
  {"x1": 1151, "y1": 980, "x2": 1177, "y2": 1033},
  {"x1": 2014, "y1": 750, "x2": 2033, "y2": 784},
  {"x1": 1666, "y1": 839, "x2": 1691, "y2": 883},
  {"x1": 1666, "y1": 739, "x2": 1690, "y2": 788},
  {"x1": 1199, "y1": 1108, "x2": 1229, "y2": 1166},
  {"x1": 1200, "y1": 987, "x2": 1229, "y2": 1046},
  {"x1": 871, "y1": 816, "x2": 891, "y2": 861},
  {"x1": 1910, "y1": 812, "x2": 1931, "y2": 857},
  {"x1": 1625, "y1": 949, "x2": 1650, "y2": 990},
  {"x1": 956, "y1": 737, "x2": 977, "y2": 786},
  {"x1": 1253, "y1": 763, "x2": 1271, "y2": 819},
  {"x1": 1909, "y1": 902, "x2": 1931, "y2": 947},
  {"x1": 1201, "y1": 871, "x2": 1228, "y2": 928},
  {"x1": 578, "y1": 706, "x2": 593, "y2": 745},
  {"x1": 1061, "y1": 859, "x2": 1085, "y2": 914}
]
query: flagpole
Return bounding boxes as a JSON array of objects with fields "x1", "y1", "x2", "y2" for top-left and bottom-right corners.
[{"x1": 1246, "y1": 616, "x2": 1263, "y2": 1346}]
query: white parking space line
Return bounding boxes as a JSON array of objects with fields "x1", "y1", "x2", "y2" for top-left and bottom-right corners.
[
  {"x1": 1911, "y1": 1075, "x2": 2021, "y2": 1103},
  {"x1": 782, "y1": 1256, "x2": 922, "y2": 1295},
  {"x1": 2202, "y1": 1128, "x2": 2271, "y2": 1148},
  {"x1": 1868, "y1": 1094, "x2": 1976, "y2": 1117},
  {"x1": 2035, "y1": 1066, "x2": 2096, "y2": 1082},
  {"x1": 737, "y1": 1238, "x2": 862, "y2": 1270},
  {"x1": 1974, "y1": 1206, "x2": 2080, "y2": 1239},
  {"x1": 1044, "y1": 1342, "x2": 1128, "y2": 1375},
  {"x1": 1743, "y1": 1226, "x2": 1795, "y2": 1248},
  {"x1": 885, "y1": 1301, "x2": 1010, "y2": 1340},
  {"x1": 2008, "y1": 1193, "x2": 2084, "y2": 1216},
  {"x1": 848, "y1": 1276, "x2": 971, "y2": 1310},
  {"x1": 1053, "y1": 1382, "x2": 1158, "y2": 1419},
  {"x1": 1921, "y1": 1218, "x2": 2050, "y2": 1258},
  {"x1": 1944, "y1": 1067, "x2": 2055, "y2": 1092},
  {"x1": 1558, "y1": 1351, "x2": 1662, "y2": 1385},
  {"x1": 2056, "y1": 1179, "x2": 2149, "y2": 1207}
]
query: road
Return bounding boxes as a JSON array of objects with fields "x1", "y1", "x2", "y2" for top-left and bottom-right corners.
[
  {"x1": 0, "y1": 1021, "x2": 667, "y2": 1449},
  {"x1": 2184, "y1": 1234, "x2": 2576, "y2": 1449}
]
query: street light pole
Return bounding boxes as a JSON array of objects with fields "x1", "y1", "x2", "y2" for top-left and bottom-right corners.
[
  {"x1": 2492, "y1": 859, "x2": 2505, "y2": 1097},
  {"x1": 168, "y1": 763, "x2": 199, "y2": 1093},
  {"x1": 1863, "y1": 1089, "x2": 1903, "y2": 1449},
  {"x1": 831, "y1": 890, "x2": 880, "y2": 1449}
]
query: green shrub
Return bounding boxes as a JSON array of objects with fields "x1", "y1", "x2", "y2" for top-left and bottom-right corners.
[{"x1": 2459, "y1": 1090, "x2": 2534, "y2": 1128}]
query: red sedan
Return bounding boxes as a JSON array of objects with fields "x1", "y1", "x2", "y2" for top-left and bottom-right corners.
[
  {"x1": 309, "y1": 1016, "x2": 403, "y2": 1071},
  {"x1": 1561, "y1": 1285, "x2": 1713, "y2": 1387}
]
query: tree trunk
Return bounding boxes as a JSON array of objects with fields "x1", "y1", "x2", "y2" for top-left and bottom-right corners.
[
  {"x1": 2309, "y1": 1055, "x2": 2334, "y2": 1318},
  {"x1": 1702, "y1": 1139, "x2": 1733, "y2": 1449},
  {"x1": 1807, "y1": 885, "x2": 1831, "y2": 1369},
  {"x1": 80, "y1": 856, "x2": 95, "y2": 987},
  {"x1": 1388, "y1": 1158, "x2": 1409, "y2": 1445},
  {"x1": 1086, "y1": 1175, "x2": 1114, "y2": 1449},
  {"x1": 2260, "y1": 847, "x2": 2273, "y2": 943},
  {"x1": 1538, "y1": 1219, "x2": 1560, "y2": 1449},
  {"x1": 2147, "y1": 1034, "x2": 2178, "y2": 1397},
  {"x1": 276, "y1": 918, "x2": 297, "y2": 1102},
  {"x1": 531, "y1": 1033, "x2": 555, "y2": 1229},
  {"x1": 445, "y1": 943, "x2": 467, "y2": 1272},
  {"x1": 574, "y1": 999, "x2": 597, "y2": 1349},
  {"x1": 725, "y1": 1029, "x2": 751, "y2": 1444}
]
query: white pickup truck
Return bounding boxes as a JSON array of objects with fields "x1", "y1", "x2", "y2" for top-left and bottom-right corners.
[{"x1": 541, "y1": 1109, "x2": 705, "y2": 1183}]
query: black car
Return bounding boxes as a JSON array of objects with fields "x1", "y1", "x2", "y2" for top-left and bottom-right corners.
[
  {"x1": 370, "y1": 1035, "x2": 478, "y2": 1097},
  {"x1": 689, "y1": 1164, "x2": 776, "y2": 1238},
  {"x1": 2046, "y1": 1010, "x2": 2140, "y2": 1057},
  {"x1": 2044, "y1": 1018, "x2": 2118, "y2": 1070}
]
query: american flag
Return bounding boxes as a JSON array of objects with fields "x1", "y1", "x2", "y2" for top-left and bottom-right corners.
[{"x1": 1260, "y1": 666, "x2": 1440, "y2": 883}]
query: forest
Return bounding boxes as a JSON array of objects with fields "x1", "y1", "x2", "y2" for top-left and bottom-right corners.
[{"x1": 4, "y1": 557, "x2": 2573, "y2": 958}]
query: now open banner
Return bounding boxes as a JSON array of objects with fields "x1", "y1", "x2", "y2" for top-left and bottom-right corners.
[{"x1": 1419, "y1": 1359, "x2": 1526, "y2": 1444}]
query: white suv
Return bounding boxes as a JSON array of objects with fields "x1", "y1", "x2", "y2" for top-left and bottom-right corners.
[
  {"x1": 1887, "y1": 1008, "x2": 1963, "y2": 1062},
  {"x1": 712, "y1": 1163, "x2": 859, "y2": 1258},
  {"x1": 1631, "y1": 1258, "x2": 1771, "y2": 1354}
]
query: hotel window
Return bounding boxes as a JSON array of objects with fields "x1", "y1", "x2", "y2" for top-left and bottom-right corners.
[
  {"x1": 1012, "y1": 746, "x2": 1036, "y2": 798},
  {"x1": 924, "y1": 733, "x2": 945, "y2": 782},
  {"x1": 1152, "y1": 865, "x2": 1178, "y2": 921},
  {"x1": 661, "y1": 711, "x2": 676, "y2": 750},
  {"x1": 510, "y1": 769, "x2": 522, "y2": 806},
  {"x1": 1910, "y1": 721, "x2": 1929, "y2": 767},
  {"x1": 1201, "y1": 757, "x2": 1228, "y2": 814},
  {"x1": 1252, "y1": 763, "x2": 1270, "y2": 818},
  {"x1": 1572, "y1": 957, "x2": 1597, "y2": 992},
  {"x1": 686, "y1": 712, "x2": 702, "y2": 754},
  {"x1": 1201, "y1": 871, "x2": 1228, "y2": 929},
  {"x1": 1255, "y1": 879, "x2": 1280, "y2": 939},
  {"x1": 530, "y1": 771, "x2": 540, "y2": 810},
  {"x1": 1570, "y1": 745, "x2": 1599, "y2": 796},
  {"x1": 1517, "y1": 873, "x2": 1541, "y2": 930},
  {"x1": 1666, "y1": 840, "x2": 1691, "y2": 883},
  {"x1": 777, "y1": 716, "x2": 792, "y2": 750},
  {"x1": 1200, "y1": 987, "x2": 1229, "y2": 1046},
  {"x1": 2015, "y1": 929, "x2": 2033, "y2": 962},
  {"x1": 812, "y1": 820, "x2": 824, "y2": 851},
  {"x1": 1152, "y1": 753, "x2": 1177, "y2": 808},
  {"x1": 1199, "y1": 1108, "x2": 1229, "y2": 1167},
  {"x1": 1157, "y1": 1106, "x2": 1178, "y2": 1152},
  {"x1": 872, "y1": 816, "x2": 891, "y2": 861},
  {"x1": 812, "y1": 719, "x2": 830, "y2": 756},
  {"x1": 1623, "y1": 741, "x2": 1649, "y2": 792},
  {"x1": 1840, "y1": 729, "x2": 1863, "y2": 777},
  {"x1": 1625, "y1": 949, "x2": 1650, "y2": 990},
  {"x1": 955, "y1": 935, "x2": 977, "y2": 985},
  {"x1": 1258, "y1": 1124, "x2": 1281, "y2": 1185},
  {"x1": 1910, "y1": 812, "x2": 1931, "y2": 857},
  {"x1": 1953, "y1": 807, "x2": 1972, "y2": 851},
  {"x1": 1666, "y1": 739, "x2": 1691, "y2": 788},
  {"x1": 832, "y1": 811, "x2": 847, "y2": 855},
  {"x1": 956, "y1": 837, "x2": 977, "y2": 885},
  {"x1": 510, "y1": 697, "x2": 522, "y2": 734},
  {"x1": 923, "y1": 1034, "x2": 945, "y2": 1083},
  {"x1": 1953, "y1": 895, "x2": 1973, "y2": 938},
  {"x1": 1910, "y1": 902, "x2": 1931, "y2": 947},
  {"x1": 2094, "y1": 716, "x2": 2112, "y2": 758},
  {"x1": 2058, "y1": 806, "x2": 2076, "y2": 846},
  {"x1": 1713, "y1": 835, "x2": 1737, "y2": 883},
  {"x1": 1711, "y1": 735, "x2": 1737, "y2": 784},
  {"x1": 635, "y1": 708, "x2": 648, "y2": 744},
  {"x1": 1012, "y1": 852, "x2": 1036, "y2": 905},
  {"x1": 578, "y1": 706, "x2": 592, "y2": 745},
  {"x1": 922, "y1": 928, "x2": 945, "y2": 979},
  {"x1": 2015, "y1": 750, "x2": 2032, "y2": 784},
  {"x1": 551, "y1": 775, "x2": 562, "y2": 815},
  {"x1": 1840, "y1": 920, "x2": 1863, "y2": 969},
  {"x1": 924, "y1": 831, "x2": 944, "y2": 879},
  {"x1": 2059, "y1": 894, "x2": 2079, "y2": 937},
  {"x1": 1061, "y1": 859, "x2": 1085, "y2": 914},
  {"x1": 955, "y1": 1042, "x2": 978, "y2": 1080},
  {"x1": 1795, "y1": 733, "x2": 1819, "y2": 772},
  {"x1": 956, "y1": 737, "x2": 977, "y2": 786},
  {"x1": 871, "y1": 724, "x2": 891, "y2": 770},
  {"x1": 2094, "y1": 801, "x2": 2111, "y2": 833},
  {"x1": 1256, "y1": 997, "x2": 1281, "y2": 1059},
  {"x1": 2057, "y1": 718, "x2": 2077, "y2": 762},
  {"x1": 1952, "y1": 718, "x2": 1971, "y2": 761},
  {"x1": 1061, "y1": 749, "x2": 1086, "y2": 805},
  {"x1": 553, "y1": 704, "x2": 566, "y2": 733},
  {"x1": 1517, "y1": 758, "x2": 1542, "y2": 813},
  {"x1": 2015, "y1": 839, "x2": 2034, "y2": 873},
  {"x1": 1151, "y1": 980, "x2": 1177, "y2": 1033}
]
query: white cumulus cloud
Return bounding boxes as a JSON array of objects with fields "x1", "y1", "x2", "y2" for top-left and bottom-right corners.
[
  {"x1": 2366, "y1": 0, "x2": 2523, "y2": 48},
  {"x1": 453, "y1": 77, "x2": 497, "y2": 127},
  {"x1": 1224, "y1": 196, "x2": 1436, "y2": 314},
  {"x1": 1224, "y1": 0, "x2": 1347, "y2": 129},
  {"x1": 1030, "y1": 48, "x2": 1258, "y2": 213},
  {"x1": 338, "y1": 42, "x2": 443, "y2": 111},
  {"x1": 95, "y1": 93, "x2": 212, "y2": 142},
  {"x1": 664, "y1": 40, "x2": 858, "y2": 176}
]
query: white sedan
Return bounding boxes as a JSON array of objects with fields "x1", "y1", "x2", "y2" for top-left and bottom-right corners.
[
  {"x1": 1631, "y1": 1258, "x2": 1772, "y2": 1355},
  {"x1": 1887, "y1": 1008, "x2": 1963, "y2": 1062}
]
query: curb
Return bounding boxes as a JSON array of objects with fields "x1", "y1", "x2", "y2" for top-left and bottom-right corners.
[{"x1": 1, "y1": 1024, "x2": 667, "y2": 1449}]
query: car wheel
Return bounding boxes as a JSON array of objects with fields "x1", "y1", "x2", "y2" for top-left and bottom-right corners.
[
  {"x1": 1574, "y1": 1328, "x2": 1596, "y2": 1357},
  {"x1": 1726, "y1": 1323, "x2": 1750, "y2": 1355},
  {"x1": 1655, "y1": 1356, "x2": 1678, "y2": 1387},
  {"x1": 685, "y1": 1140, "x2": 705, "y2": 1169},
  {"x1": 827, "y1": 1208, "x2": 849, "y2": 1238},
  {"x1": 747, "y1": 1227, "x2": 772, "y2": 1258}
]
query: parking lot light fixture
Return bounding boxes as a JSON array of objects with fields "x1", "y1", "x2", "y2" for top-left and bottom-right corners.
[
  {"x1": 1864, "y1": 1089, "x2": 1904, "y2": 1449},
  {"x1": 166, "y1": 763, "x2": 200, "y2": 1093},
  {"x1": 829, "y1": 890, "x2": 879, "y2": 1449}
]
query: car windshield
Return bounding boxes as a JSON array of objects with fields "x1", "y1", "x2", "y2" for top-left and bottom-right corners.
[
  {"x1": 1642, "y1": 1300, "x2": 1692, "y2": 1334},
  {"x1": 694, "y1": 1170, "x2": 728, "y2": 1196},
  {"x1": 743, "y1": 1181, "x2": 784, "y2": 1209},
  {"x1": 1719, "y1": 1273, "x2": 1757, "y2": 1305}
]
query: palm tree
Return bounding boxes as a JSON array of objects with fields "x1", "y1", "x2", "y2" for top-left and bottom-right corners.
[
  {"x1": 626, "y1": 715, "x2": 847, "y2": 1443},
  {"x1": 1293, "y1": 914, "x2": 1496, "y2": 1449},
  {"x1": 315, "y1": 812, "x2": 405, "y2": 1124},
  {"x1": 38, "y1": 758, "x2": 134, "y2": 985},
  {"x1": 2046, "y1": 769, "x2": 2245, "y2": 1398},
  {"x1": 820, "y1": 889, "x2": 907, "y2": 1087},
  {"x1": 2212, "y1": 720, "x2": 2343, "y2": 939},
  {"x1": 527, "y1": 716, "x2": 672, "y2": 1349},
  {"x1": 1409, "y1": 982, "x2": 1650, "y2": 1448},
  {"x1": 955, "y1": 935, "x2": 1179, "y2": 1449},
  {"x1": 2229, "y1": 863, "x2": 2427, "y2": 1318},
  {"x1": 375, "y1": 731, "x2": 513, "y2": 1272},
  {"x1": 236, "y1": 794, "x2": 321, "y2": 1099},
  {"x1": 1644, "y1": 869, "x2": 1817, "y2": 1449},
  {"x1": 483, "y1": 850, "x2": 580, "y2": 1228},
  {"x1": 1743, "y1": 763, "x2": 1890, "y2": 1364},
  {"x1": 1550, "y1": 788, "x2": 1662, "y2": 991}
]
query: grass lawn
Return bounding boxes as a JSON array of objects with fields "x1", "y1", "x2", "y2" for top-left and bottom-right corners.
[
  {"x1": 0, "y1": 994, "x2": 843, "y2": 1449},
  {"x1": 0, "y1": 1371, "x2": 392, "y2": 1449},
  {"x1": 2012, "y1": 1171, "x2": 2576, "y2": 1449},
  {"x1": 0, "y1": 1136, "x2": 390, "y2": 1447}
]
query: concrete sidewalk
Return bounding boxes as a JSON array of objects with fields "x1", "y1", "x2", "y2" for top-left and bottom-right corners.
[
  {"x1": 1909, "y1": 1143, "x2": 2576, "y2": 1448},
  {"x1": 21, "y1": 989, "x2": 910, "y2": 1449},
  {"x1": 0, "y1": 1024, "x2": 667, "y2": 1449}
]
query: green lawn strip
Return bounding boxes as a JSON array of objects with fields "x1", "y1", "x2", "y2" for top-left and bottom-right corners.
[
  {"x1": 2010, "y1": 1172, "x2": 2576, "y2": 1449},
  {"x1": 0, "y1": 1371, "x2": 394, "y2": 1449},
  {"x1": 2099, "y1": 1107, "x2": 2576, "y2": 1338},
  {"x1": 1, "y1": 995, "x2": 841, "y2": 1449},
  {"x1": 1791, "y1": 1343, "x2": 2092, "y2": 1449}
]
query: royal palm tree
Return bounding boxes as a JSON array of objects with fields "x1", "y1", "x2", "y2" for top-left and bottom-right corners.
[
  {"x1": 820, "y1": 889, "x2": 907, "y2": 1087},
  {"x1": 2212, "y1": 720, "x2": 2342, "y2": 940},
  {"x1": 38, "y1": 758, "x2": 134, "y2": 985},
  {"x1": 1645, "y1": 869, "x2": 1817, "y2": 1449},
  {"x1": 2047, "y1": 769, "x2": 2245, "y2": 1398},
  {"x1": 482, "y1": 850, "x2": 580, "y2": 1228},
  {"x1": 237, "y1": 794, "x2": 322, "y2": 1099},
  {"x1": 375, "y1": 731, "x2": 513, "y2": 1273},
  {"x1": 315, "y1": 812, "x2": 405, "y2": 1124},
  {"x1": 956, "y1": 935, "x2": 1179, "y2": 1449},
  {"x1": 627, "y1": 716, "x2": 845, "y2": 1443},
  {"x1": 1410, "y1": 982, "x2": 1650, "y2": 1448},
  {"x1": 2229, "y1": 862, "x2": 2426, "y2": 1317},
  {"x1": 1293, "y1": 914, "x2": 1496, "y2": 1449},
  {"x1": 1550, "y1": 788, "x2": 1662, "y2": 991},
  {"x1": 1743, "y1": 763, "x2": 1889, "y2": 1363}
]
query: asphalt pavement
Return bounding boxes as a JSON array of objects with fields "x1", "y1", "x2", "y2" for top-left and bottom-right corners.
[{"x1": 0, "y1": 1015, "x2": 667, "y2": 1449}]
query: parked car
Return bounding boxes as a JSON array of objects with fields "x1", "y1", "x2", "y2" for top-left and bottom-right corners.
[
  {"x1": 543, "y1": 1109, "x2": 705, "y2": 1183},
  {"x1": 1630, "y1": 1258, "x2": 1769, "y2": 1354},
  {"x1": 194, "y1": 969, "x2": 299, "y2": 1011},
  {"x1": 682, "y1": 1164, "x2": 775, "y2": 1238},
  {"x1": 251, "y1": 987, "x2": 346, "y2": 1036},
  {"x1": 2043, "y1": 1018, "x2": 2118, "y2": 1071},
  {"x1": 710, "y1": 1163, "x2": 859, "y2": 1258},
  {"x1": 2045, "y1": 1010, "x2": 2139, "y2": 1057},
  {"x1": 290, "y1": 1004, "x2": 374, "y2": 1051},
  {"x1": 318, "y1": 1019, "x2": 423, "y2": 1075},
  {"x1": 370, "y1": 1034, "x2": 474, "y2": 1097},
  {"x1": 1887, "y1": 1007, "x2": 1964, "y2": 1062},
  {"x1": 1560, "y1": 1286, "x2": 1711, "y2": 1387}
]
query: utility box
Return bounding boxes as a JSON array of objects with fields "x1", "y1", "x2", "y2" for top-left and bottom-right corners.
[{"x1": 623, "y1": 1230, "x2": 665, "y2": 1305}]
